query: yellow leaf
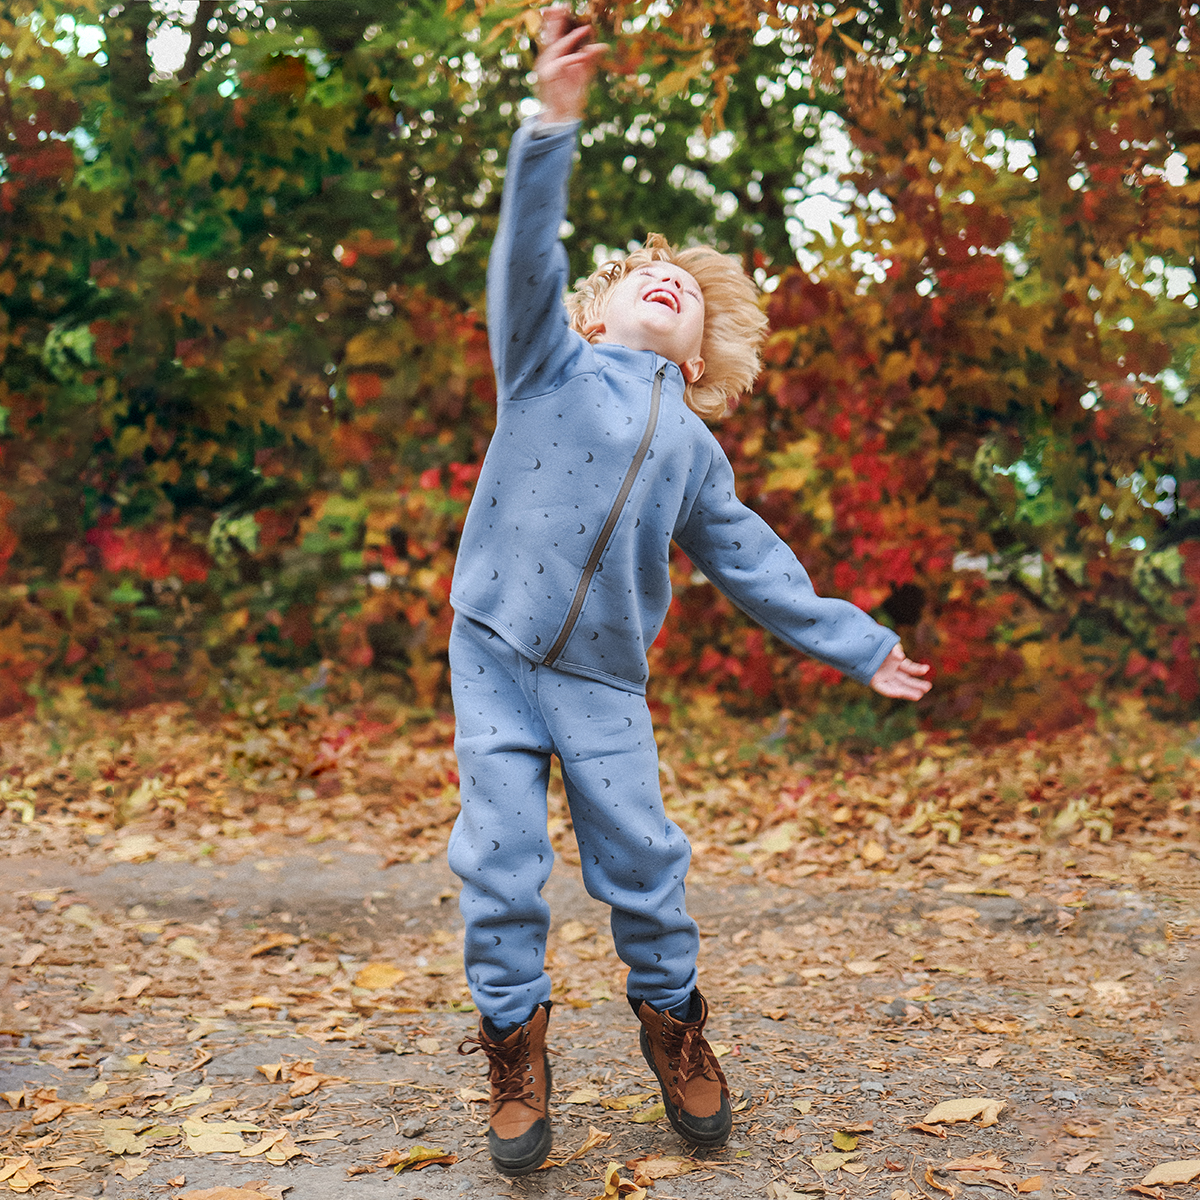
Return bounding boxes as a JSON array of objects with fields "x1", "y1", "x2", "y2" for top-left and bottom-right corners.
[
  {"x1": 389, "y1": 1144, "x2": 457, "y2": 1173},
  {"x1": 630, "y1": 1102, "x2": 665, "y2": 1124},
  {"x1": 552, "y1": 1125, "x2": 611, "y2": 1165},
  {"x1": 1142, "y1": 1160, "x2": 1200, "y2": 1186},
  {"x1": 832, "y1": 1131, "x2": 858, "y2": 1151},
  {"x1": 811, "y1": 1151, "x2": 856, "y2": 1172},
  {"x1": 182, "y1": 1118, "x2": 260, "y2": 1154},
  {"x1": 264, "y1": 1131, "x2": 303, "y2": 1165},
  {"x1": 845, "y1": 959, "x2": 883, "y2": 975},
  {"x1": 558, "y1": 920, "x2": 594, "y2": 944},
  {"x1": 860, "y1": 840, "x2": 887, "y2": 865},
  {"x1": 167, "y1": 1085, "x2": 212, "y2": 1112},
  {"x1": 353, "y1": 962, "x2": 406, "y2": 989},
  {"x1": 113, "y1": 1157, "x2": 151, "y2": 1181},
  {"x1": 923, "y1": 1097, "x2": 1006, "y2": 1126},
  {"x1": 563, "y1": 1089, "x2": 602, "y2": 1104},
  {"x1": 167, "y1": 936, "x2": 205, "y2": 961}
]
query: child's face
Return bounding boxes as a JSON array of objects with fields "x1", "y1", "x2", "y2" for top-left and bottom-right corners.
[{"x1": 587, "y1": 263, "x2": 706, "y2": 383}]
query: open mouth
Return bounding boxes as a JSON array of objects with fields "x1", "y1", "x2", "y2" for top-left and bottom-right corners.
[{"x1": 643, "y1": 288, "x2": 680, "y2": 313}]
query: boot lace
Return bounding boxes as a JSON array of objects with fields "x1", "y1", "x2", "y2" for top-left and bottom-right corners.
[
  {"x1": 458, "y1": 1028, "x2": 537, "y2": 1109},
  {"x1": 660, "y1": 1022, "x2": 728, "y2": 1108}
]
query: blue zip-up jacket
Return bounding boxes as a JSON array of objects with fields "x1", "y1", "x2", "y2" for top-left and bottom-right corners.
[{"x1": 449, "y1": 120, "x2": 899, "y2": 694}]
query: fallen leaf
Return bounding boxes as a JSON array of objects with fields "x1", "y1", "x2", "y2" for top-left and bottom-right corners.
[
  {"x1": 762, "y1": 1007, "x2": 789, "y2": 1020},
  {"x1": 168, "y1": 1085, "x2": 213, "y2": 1112},
  {"x1": 458, "y1": 1086, "x2": 490, "y2": 1103},
  {"x1": 973, "y1": 1017, "x2": 1020, "y2": 1035},
  {"x1": 811, "y1": 1151, "x2": 856, "y2": 1172},
  {"x1": 182, "y1": 1117, "x2": 261, "y2": 1154},
  {"x1": 61, "y1": 903, "x2": 98, "y2": 929},
  {"x1": 924, "y1": 1165, "x2": 958, "y2": 1196},
  {"x1": 167, "y1": 1177, "x2": 186, "y2": 1188},
  {"x1": 588, "y1": 1161, "x2": 647, "y2": 1200},
  {"x1": 353, "y1": 962, "x2": 406, "y2": 989},
  {"x1": 909, "y1": 1121, "x2": 948, "y2": 1138},
  {"x1": 564, "y1": 1088, "x2": 602, "y2": 1104},
  {"x1": 1062, "y1": 1120, "x2": 1101, "y2": 1137},
  {"x1": 178, "y1": 1191, "x2": 274, "y2": 1200},
  {"x1": 624, "y1": 1154, "x2": 702, "y2": 1180},
  {"x1": 551, "y1": 1125, "x2": 610, "y2": 1165},
  {"x1": 775, "y1": 1124, "x2": 801, "y2": 1143},
  {"x1": 285, "y1": 1060, "x2": 346, "y2": 1097},
  {"x1": 845, "y1": 959, "x2": 883, "y2": 975},
  {"x1": 168, "y1": 936, "x2": 206, "y2": 961},
  {"x1": 111, "y1": 834, "x2": 160, "y2": 862},
  {"x1": 600, "y1": 1091, "x2": 655, "y2": 1111},
  {"x1": 257, "y1": 1061, "x2": 284, "y2": 1083},
  {"x1": 922, "y1": 1097, "x2": 1006, "y2": 1126},
  {"x1": 265, "y1": 1132, "x2": 304, "y2": 1165},
  {"x1": 629, "y1": 1102, "x2": 665, "y2": 1124},
  {"x1": 113, "y1": 1157, "x2": 151, "y2": 1180},
  {"x1": 97, "y1": 1118, "x2": 151, "y2": 1155},
  {"x1": 558, "y1": 920, "x2": 594, "y2": 943},
  {"x1": 832, "y1": 1131, "x2": 858, "y2": 1151},
  {"x1": 1142, "y1": 1160, "x2": 1200, "y2": 1186},
  {"x1": 386, "y1": 1144, "x2": 458, "y2": 1173},
  {"x1": 975, "y1": 1048, "x2": 1004, "y2": 1069},
  {"x1": 240, "y1": 1130, "x2": 289, "y2": 1158},
  {"x1": 248, "y1": 933, "x2": 300, "y2": 958},
  {"x1": 1, "y1": 1159, "x2": 48, "y2": 1194},
  {"x1": 414, "y1": 1037, "x2": 441, "y2": 1054},
  {"x1": 943, "y1": 1152, "x2": 1006, "y2": 1172},
  {"x1": 1128, "y1": 1187, "x2": 1164, "y2": 1199},
  {"x1": 1064, "y1": 1150, "x2": 1102, "y2": 1175},
  {"x1": 1016, "y1": 1177, "x2": 1044, "y2": 1194},
  {"x1": 791, "y1": 1098, "x2": 812, "y2": 1114}
]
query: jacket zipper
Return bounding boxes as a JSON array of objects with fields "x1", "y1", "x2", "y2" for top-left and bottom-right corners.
[{"x1": 543, "y1": 366, "x2": 665, "y2": 667}]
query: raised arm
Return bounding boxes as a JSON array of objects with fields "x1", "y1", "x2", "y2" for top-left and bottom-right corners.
[{"x1": 485, "y1": 10, "x2": 606, "y2": 400}]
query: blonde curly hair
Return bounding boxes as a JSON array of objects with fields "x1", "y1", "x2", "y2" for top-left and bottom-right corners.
[{"x1": 566, "y1": 234, "x2": 769, "y2": 420}]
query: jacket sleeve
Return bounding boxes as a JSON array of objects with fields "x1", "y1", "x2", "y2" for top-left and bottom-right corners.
[
  {"x1": 487, "y1": 119, "x2": 590, "y2": 401},
  {"x1": 674, "y1": 440, "x2": 899, "y2": 685}
]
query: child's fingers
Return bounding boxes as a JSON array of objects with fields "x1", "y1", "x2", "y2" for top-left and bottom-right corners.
[{"x1": 541, "y1": 19, "x2": 595, "y2": 56}]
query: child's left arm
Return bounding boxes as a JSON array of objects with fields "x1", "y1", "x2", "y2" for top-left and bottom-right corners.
[{"x1": 675, "y1": 440, "x2": 931, "y2": 697}]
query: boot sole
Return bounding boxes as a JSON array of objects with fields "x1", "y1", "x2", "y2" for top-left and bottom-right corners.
[{"x1": 639, "y1": 1028, "x2": 731, "y2": 1148}]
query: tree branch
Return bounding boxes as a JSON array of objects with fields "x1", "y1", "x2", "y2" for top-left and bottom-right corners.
[{"x1": 178, "y1": 0, "x2": 219, "y2": 84}]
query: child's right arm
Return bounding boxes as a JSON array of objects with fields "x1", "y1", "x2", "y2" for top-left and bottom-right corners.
[{"x1": 485, "y1": 10, "x2": 605, "y2": 400}]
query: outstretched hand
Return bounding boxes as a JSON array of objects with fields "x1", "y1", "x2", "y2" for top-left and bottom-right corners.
[
  {"x1": 535, "y1": 6, "x2": 607, "y2": 123},
  {"x1": 870, "y1": 643, "x2": 932, "y2": 701}
]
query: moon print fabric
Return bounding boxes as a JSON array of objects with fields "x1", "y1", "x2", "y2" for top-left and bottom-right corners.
[
  {"x1": 449, "y1": 119, "x2": 900, "y2": 696},
  {"x1": 448, "y1": 614, "x2": 698, "y2": 1029}
]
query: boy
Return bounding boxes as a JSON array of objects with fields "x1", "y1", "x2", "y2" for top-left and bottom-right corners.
[{"x1": 450, "y1": 8, "x2": 931, "y2": 1177}]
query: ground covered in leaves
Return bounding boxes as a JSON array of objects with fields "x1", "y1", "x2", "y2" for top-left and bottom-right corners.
[{"x1": 1, "y1": 697, "x2": 1198, "y2": 1198}]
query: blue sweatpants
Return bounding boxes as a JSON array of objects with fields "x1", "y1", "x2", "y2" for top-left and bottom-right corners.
[{"x1": 448, "y1": 614, "x2": 699, "y2": 1029}]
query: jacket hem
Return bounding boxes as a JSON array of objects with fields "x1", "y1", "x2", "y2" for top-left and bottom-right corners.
[{"x1": 449, "y1": 597, "x2": 649, "y2": 696}]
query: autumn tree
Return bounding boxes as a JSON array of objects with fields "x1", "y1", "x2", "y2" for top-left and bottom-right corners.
[{"x1": 1, "y1": 0, "x2": 1199, "y2": 741}]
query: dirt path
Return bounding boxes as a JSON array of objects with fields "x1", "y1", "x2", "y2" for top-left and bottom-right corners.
[{"x1": 3, "y1": 839, "x2": 1199, "y2": 1200}]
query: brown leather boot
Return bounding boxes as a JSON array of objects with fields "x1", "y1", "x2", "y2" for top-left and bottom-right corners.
[
  {"x1": 458, "y1": 1001, "x2": 553, "y2": 1175},
  {"x1": 632, "y1": 989, "x2": 731, "y2": 1147}
]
